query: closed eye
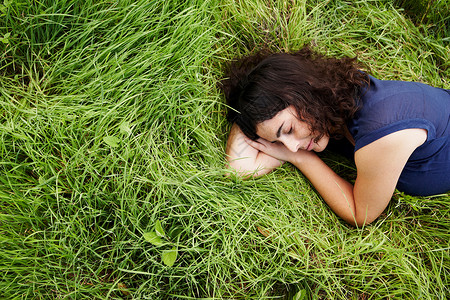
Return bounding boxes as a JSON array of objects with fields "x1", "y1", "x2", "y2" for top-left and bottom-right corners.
[{"x1": 287, "y1": 127, "x2": 293, "y2": 134}]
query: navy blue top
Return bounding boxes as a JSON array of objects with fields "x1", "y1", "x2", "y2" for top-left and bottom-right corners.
[{"x1": 347, "y1": 75, "x2": 450, "y2": 196}]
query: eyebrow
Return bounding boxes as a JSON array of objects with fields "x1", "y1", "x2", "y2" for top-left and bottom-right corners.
[{"x1": 276, "y1": 122, "x2": 284, "y2": 138}]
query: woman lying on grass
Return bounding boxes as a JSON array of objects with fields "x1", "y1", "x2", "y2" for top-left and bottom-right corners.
[{"x1": 222, "y1": 47, "x2": 450, "y2": 226}]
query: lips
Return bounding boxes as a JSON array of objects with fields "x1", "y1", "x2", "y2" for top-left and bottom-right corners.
[{"x1": 306, "y1": 138, "x2": 313, "y2": 151}]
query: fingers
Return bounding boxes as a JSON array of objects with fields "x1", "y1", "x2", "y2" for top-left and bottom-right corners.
[{"x1": 244, "y1": 136, "x2": 266, "y2": 151}]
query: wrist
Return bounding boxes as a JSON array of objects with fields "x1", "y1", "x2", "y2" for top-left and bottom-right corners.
[{"x1": 290, "y1": 150, "x2": 318, "y2": 167}]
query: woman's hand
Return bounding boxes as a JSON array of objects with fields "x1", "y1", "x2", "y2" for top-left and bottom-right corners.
[
  {"x1": 226, "y1": 124, "x2": 284, "y2": 177},
  {"x1": 244, "y1": 136, "x2": 313, "y2": 164}
]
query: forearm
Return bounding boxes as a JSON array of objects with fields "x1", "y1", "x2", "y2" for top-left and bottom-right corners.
[
  {"x1": 291, "y1": 152, "x2": 361, "y2": 225},
  {"x1": 242, "y1": 132, "x2": 392, "y2": 225}
]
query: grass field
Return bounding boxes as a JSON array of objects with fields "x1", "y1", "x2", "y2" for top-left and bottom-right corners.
[{"x1": 1, "y1": 0, "x2": 449, "y2": 299}]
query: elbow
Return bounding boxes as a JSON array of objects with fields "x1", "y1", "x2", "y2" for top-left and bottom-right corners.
[
  {"x1": 225, "y1": 159, "x2": 269, "y2": 179},
  {"x1": 346, "y1": 198, "x2": 383, "y2": 227},
  {"x1": 346, "y1": 218, "x2": 373, "y2": 227},
  {"x1": 351, "y1": 213, "x2": 379, "y2": 227},
  {"x1": 224, "y1": 162, "x2": 255, "y2": 179},
  {"x1": 353, "y1": 219, "x2": 372, "y2": 227}
]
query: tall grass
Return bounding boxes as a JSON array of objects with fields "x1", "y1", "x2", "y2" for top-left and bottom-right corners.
[
  {"x1": 1, "y1": 0, "x2": 448, "y2": 299},
  {"x1": 388, "y1": 0, "x2": 449, "y2": 44}
]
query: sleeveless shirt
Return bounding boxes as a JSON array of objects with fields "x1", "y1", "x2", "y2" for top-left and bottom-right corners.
[{"x1": 347, "y1": 75, "x2": 450, "y2": 196}]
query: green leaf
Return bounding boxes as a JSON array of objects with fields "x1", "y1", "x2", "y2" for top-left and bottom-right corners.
[
  {"x1": 103, "y1": 135, "x2": 120, "y2": 147},
  {"x1": 1, "y1": 32, "x2": 10, "y2": 44},
  {"x1": 155, "y1": 220, "x2": 165, "y2": 237},
  {"x1": 162, "y1": 247, "x2": 177, "y2": 267},
  {"x1": 293, "y1": 289, "x2": 307, "y2": 300},
  {"x1": 143, "y1": 232, "x2": 164, "y2": 246},
  {"x1": 124, "y1": 149, "x2": 135, "y2": 160},
  {"x1": 119, "y1": 121, "x2": 131, "y2": 134}
]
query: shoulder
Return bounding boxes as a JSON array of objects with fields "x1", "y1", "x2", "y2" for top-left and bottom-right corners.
[
  {"x1": 359, "y1": 75, "x2": 449, "y2": 110},
  {"x1": 349, "y1": 76, "x2": 449, "y2": 151},
  {"x1": 355, "y1": 128, "x2": 427, "y2": 174},
  {"x1": 358, "y1": 75, "x2": 427, "y2": 112}
]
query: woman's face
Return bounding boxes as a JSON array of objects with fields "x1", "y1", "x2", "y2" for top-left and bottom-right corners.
[{"x1": 255, "y1": 106, "x2": 329, "y2": 152}]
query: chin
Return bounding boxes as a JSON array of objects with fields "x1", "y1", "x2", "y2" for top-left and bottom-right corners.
[
  {"x1": 314, "y1": 136, "x2": 329, "y2": 152},
  {"x1": 313, "y1": 147, "x2": 325, "y2": 153}
]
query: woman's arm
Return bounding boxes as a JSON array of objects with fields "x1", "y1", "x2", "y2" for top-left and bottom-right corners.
[
  {"x1": 350, "y1": 128, "x2": 426, "y2": 224},
  {"x1": 246, "y1": 128, "x2": 427, "y2": 226},
  {"x1": 226, "y1": 123, "x2": 284, "y2": 177}
]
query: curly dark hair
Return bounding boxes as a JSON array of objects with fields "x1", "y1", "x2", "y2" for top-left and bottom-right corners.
[{"x1": 220, "y1": 47, "x2": 369, "y2": 141}]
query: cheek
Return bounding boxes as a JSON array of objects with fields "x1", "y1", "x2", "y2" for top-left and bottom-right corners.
[
  {"x1": 255, "y1": 122, "x2": 275, "y2": 140},
  {"x1": 294, "y1": 121, "x2": 313, "y2": 138}
]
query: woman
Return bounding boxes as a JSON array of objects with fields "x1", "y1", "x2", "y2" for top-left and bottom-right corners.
[{"x1": 222, "y1": 47, "x2": 450, "y2": 226}]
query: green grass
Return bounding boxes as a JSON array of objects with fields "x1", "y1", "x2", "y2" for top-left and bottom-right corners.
[
  {"x1": 1, "y1": 0, "x2": 449, "y2": 298},
  {"x1": 388, "y1": 0, "x2": 449, "y2": 44}
]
